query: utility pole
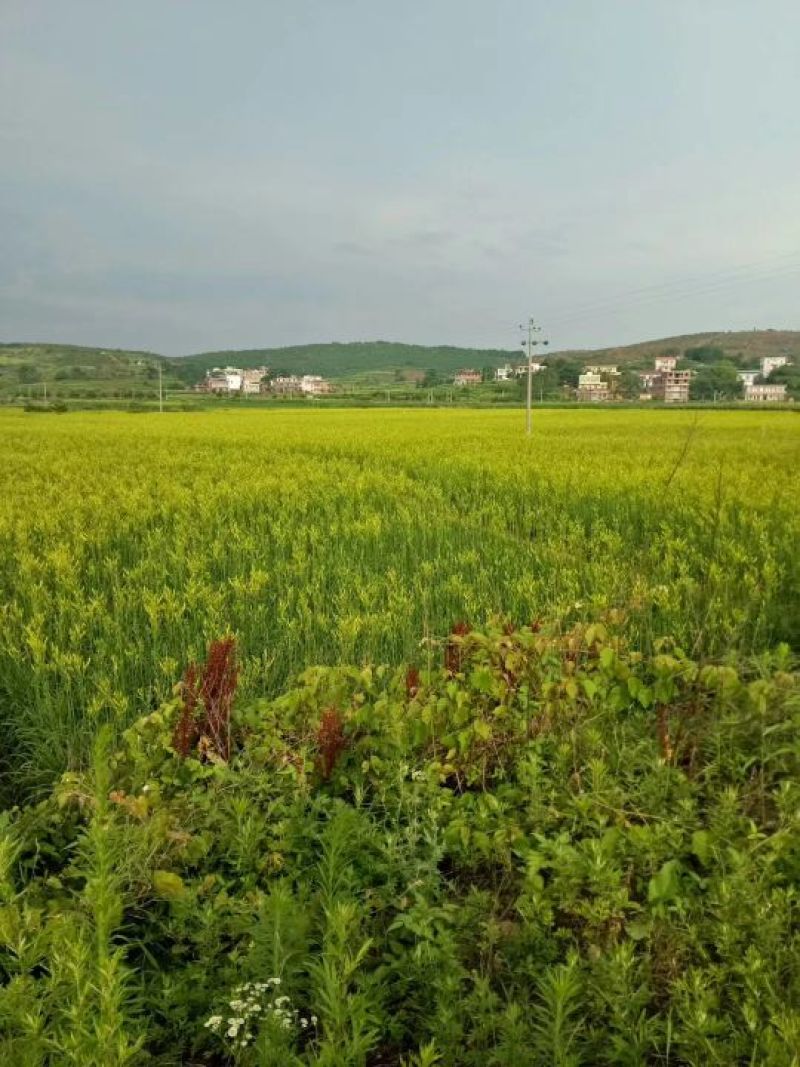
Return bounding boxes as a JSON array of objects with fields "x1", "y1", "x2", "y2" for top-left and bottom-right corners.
[
  {"x1": 519, "y1": 318, "x2": 549, "y2": 435},
  {"x1": 158, "y1": 361, "x2": 164, "y2": 413}
]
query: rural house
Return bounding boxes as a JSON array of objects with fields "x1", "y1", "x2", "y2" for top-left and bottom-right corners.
[
  {"x1": 745, "y1": 383, "x2": 788, "y2": 402},
  {"x1": 761, "y1": 355, "x2": 788, "y2": 378},
  {"x1": 577, "y1": 370, "x2": 610, "y2": 402},
  {"x1": 640, "y1": 357, "x2": 691, "y2": 403},
  {"x1": 453, "y1": 369, "x2": 482, "y2": 386}
]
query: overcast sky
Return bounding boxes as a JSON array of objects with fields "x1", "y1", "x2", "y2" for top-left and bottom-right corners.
[{"x1": 2, "y1": 1, "x2": 799, "y2": 355}]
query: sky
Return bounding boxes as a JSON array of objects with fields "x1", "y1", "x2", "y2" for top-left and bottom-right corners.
[{"x1": 1, "y1": 1, "x2": 799, "y2": 356}]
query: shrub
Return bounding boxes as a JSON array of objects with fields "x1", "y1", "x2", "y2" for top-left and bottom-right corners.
[{"x1": 2, "y1": 621, "x2": 798, "y2": 1063}]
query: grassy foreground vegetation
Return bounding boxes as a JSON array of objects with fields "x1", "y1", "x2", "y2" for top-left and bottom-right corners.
[{"x1": 1, "y1": 407, "x2": 799, "y2": 1063}]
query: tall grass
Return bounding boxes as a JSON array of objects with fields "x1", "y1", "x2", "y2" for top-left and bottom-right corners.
[{"x1": 0, "y1": 407, "x2": 797, "y2": 796}]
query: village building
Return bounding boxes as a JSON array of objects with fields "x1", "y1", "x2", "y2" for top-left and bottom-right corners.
[
  {"x1": 737, "y1": 370, "x2": 759, "y2": 388},
  {"x1": 745, "y1": 383, "x2": 788, "y2": 403},
  {"x1": 267, "y1": 374, "x2": 332, "y2": 396},
  {"x1": 651, "y1": 367, "x2": 691, "y2": 403},
  {"x1": 495, "y1": 364, "x2": 513, "y2": 381},
  {"x1": 241, "y1": 368, "x2": 268, "y2": 395},
  {"x1": 300, "y1": 375, "x2": 332, "y2": 395},
  {"x1": 761, "y1": 355, "x2": 789, "y2": 378},
  {"x1": 270, "y1": 375, "x2": 302, "y2": 394},
  {"x1": 639, "y1": 357, "x2": 691, "y2": 403},
  {"x1": 198, "y1": 366, "x2": 269, "y2": 394},
  {"x1": 585, "y1": 364, "x2": 619, "y2": 377},
  {"x1": 453, "y1": 369, "x2": 482, "y2": 386},
  {"x1": 654, "y1": 355, "x2": 678, "y2": 372},
  {"x1": 201, "y1": 372, "x2": 229, "y2": 393},
  {"x1": 515, "y1": 362, "x2": 544, "y2": 376},
  {"x1": 577, "y1": 370, "x2": 610, "y2": 402}
]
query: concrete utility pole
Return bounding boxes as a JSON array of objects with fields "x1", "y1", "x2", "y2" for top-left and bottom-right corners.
[
  {"x1": 519, "y1": 318, "x2": 549, "y2": 435},
  {"x1": 158, "y1": 361, "x2": 164, "y2": 413}
]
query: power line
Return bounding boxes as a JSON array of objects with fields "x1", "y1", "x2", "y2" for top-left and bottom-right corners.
[
  {"x1": 548, "y1": 266, "x2": 800, "y2": 335},
  {"x1": 466, "y1": 249, "x2": 800, "y2": 340},
  {"x1": 545, "y1": 252, "x2": 800, "y2": 329}
]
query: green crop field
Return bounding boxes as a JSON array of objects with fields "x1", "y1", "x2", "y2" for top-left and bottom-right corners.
[
  {"x1": 2, "y1": 407, "x2": 796, "y2": 789},
  {"x1": 2, "y1": 407, "x2": 799, "y2": 1064}
]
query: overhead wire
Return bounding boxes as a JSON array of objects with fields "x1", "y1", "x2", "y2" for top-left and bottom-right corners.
[{"x1": 546, "y1": 258, "x2": 800, "y2": 331}]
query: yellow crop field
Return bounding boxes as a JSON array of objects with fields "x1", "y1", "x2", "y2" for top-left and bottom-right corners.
[
  {"x1": 1, "y1": 407, "x2": 797, "y2": 791},
  {"x1": 2, "y1": 406, "x2": 800, "y2": 1064}
]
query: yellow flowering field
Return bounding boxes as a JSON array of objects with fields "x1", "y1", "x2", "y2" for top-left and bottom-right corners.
[{"x1": 0, "y1": 407, "x2": 798, "y2": 790}]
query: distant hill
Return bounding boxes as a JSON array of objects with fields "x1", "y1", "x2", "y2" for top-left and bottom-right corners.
[
  {"x1": 550, "y1": 329, "x2": 800, "y2": 368},
  {"x1": 169, "y1": 341, "x2": 517, "y2": 384},
  {"x1": 0, "y1": 342, "x2": 180, "y2": 400},
  {"x1": 3, "y1": 331, "x2": 798, "y2": 398}
]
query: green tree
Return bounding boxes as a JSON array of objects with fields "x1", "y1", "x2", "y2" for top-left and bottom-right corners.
[
  {"x1": 684, "y1": 344, "x2": 726, "y2": 365},
  {"x1": 617, "y1": 368, "x2": 641, "y2": 399},
  {"x1": 17, "y1": 363, "x2": 41, "y2": 383},
  {"x1": 766, "y1": 362, "x2": 799, "y2": 398},
  {"x1": 529, "y1": 365, "x2": 560, "y2": 399},
  {"x1": 690, "y1": 361, "x2": 742, "y2": 400},
  {"x1": 548, "y1": 359, "x2": 582, "y2": 389},
  {"x1": 421, "y1": 368, "x2": 444, "y2": 388}
]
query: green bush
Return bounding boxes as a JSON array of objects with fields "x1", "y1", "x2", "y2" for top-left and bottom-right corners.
[{"x1": 2, "y1": 621, "x2": 798, "y2": 1064}]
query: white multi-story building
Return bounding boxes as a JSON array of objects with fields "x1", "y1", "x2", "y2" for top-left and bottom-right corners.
[
  {"x1": 200, "y1": 365, "x2": 268, "y2": 394},
  {"x1": 577, "y1": 370, "x2": 610, "y2": 402},
  {"x1": 300, "y1": 375, "x2": 332, "y2": 395},
  {"x1": 271, "y1": 375, "x2": 302, "y2": 394},
  {"x1": 745, "y1": 383, "x2": 788, "y2": 403},
  {"x1": 585, "y1": 364, "x2": 619, "y2": 376},
  {"x1": 654, "y1": 355, "x2": 678, "y2": 372},
  {"x1": 737, "y1": 370, "x2": 759, "y2": 388},
  {"x1": 761, "y1": 355, "x2": 789, "y2": 378}
]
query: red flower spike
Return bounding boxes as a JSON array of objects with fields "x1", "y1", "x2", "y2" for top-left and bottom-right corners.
[
  {"x1": 316, "y1": 707, "x2": 347, "y2": 779},
  {"x1": 445, "y1": 621, "x2": 471, "y2": 676},
  {"x1": 406, "y1": 667, "x2": 420, "y2": 698},
  {"x1": 172, "y1": 637, "x2": 238, "y2": 761}
]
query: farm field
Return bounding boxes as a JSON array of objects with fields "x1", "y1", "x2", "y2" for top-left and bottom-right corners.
[
  {"x1": 1, "y1": 407, "x2": 798, "y2": 792},
  {"x1": 1, "y1": 407, "x2": 800, "y2": 1064},
  {"x1": 0, "y1": 403, "x2": 797, "y2": 789}
]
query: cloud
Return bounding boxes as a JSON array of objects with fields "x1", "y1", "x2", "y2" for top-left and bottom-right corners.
[{"x1": 1, "y1": 2, "x2": 799, "y2": 353}]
